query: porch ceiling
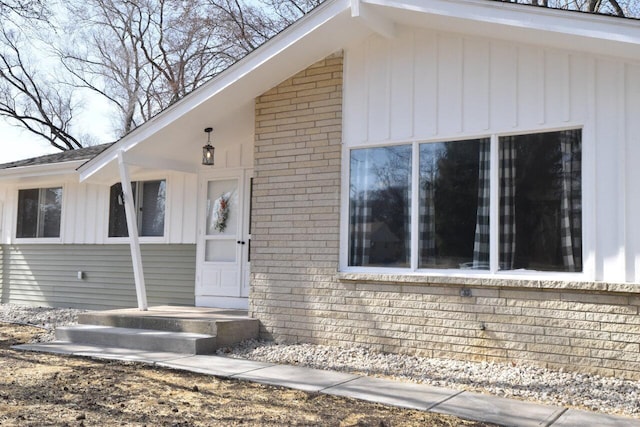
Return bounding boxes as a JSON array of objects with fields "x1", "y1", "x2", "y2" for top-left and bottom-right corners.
[{"x1": 82, "y1": 100, "x2": 257, "y2": 183}]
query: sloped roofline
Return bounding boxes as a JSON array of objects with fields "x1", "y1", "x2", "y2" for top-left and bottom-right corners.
[{"x1": 77, "y1": 0, "x2": 640, "y2": 182}]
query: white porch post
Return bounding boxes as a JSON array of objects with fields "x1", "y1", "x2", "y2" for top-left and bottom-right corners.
[{"x1": 117, "y1": 150, "x2": 148, "y2": 311}]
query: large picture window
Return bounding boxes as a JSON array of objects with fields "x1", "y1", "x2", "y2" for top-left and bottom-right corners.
[
  {"x1": 108, "y1": 180, "x2": 166, "y2": 238},
  {"x1": 16, "y1": 187, "x2": 63, "y2": 238},
  {"x1": 348, "y1": 129, "x2": 582, "y2": 273}
]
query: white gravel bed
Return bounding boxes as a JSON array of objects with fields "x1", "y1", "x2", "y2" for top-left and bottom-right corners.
[
  {"x1": 0, "y1": 303, "x2": 85, "y2": 342},
  {"x1": 218, "y1": 339, "x2": 640, "y2": 418},
  {"x1": 2, "y1": 304, "x2": 638, "y2": 418}
]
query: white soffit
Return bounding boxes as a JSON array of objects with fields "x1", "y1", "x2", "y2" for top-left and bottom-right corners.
[{"x1": 364, "y1": 0, "x2": 640, "y2": 58}]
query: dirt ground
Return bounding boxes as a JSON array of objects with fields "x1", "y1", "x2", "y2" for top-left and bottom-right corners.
[{"x1": 0, "y1": 323, "x2": 496, "y2": 427}]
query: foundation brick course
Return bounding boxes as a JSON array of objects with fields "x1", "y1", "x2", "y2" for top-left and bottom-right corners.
[{"x1": 250, "y1": 52, "x2": 640, "y2": 380}]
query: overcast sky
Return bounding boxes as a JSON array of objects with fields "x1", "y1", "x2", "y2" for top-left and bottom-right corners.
[{"x1": 0, "y1": 119, "x2": 58, "y2": 163}]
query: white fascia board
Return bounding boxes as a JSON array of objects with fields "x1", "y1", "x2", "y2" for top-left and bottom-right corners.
[
  {"x1": 364, "y1": 0, "x2": 640, "y2": 46},
  {"x1": 0, "y1": 160, "x2": 85, "y2": 182},
  {"x1": 78, "y1": 0, "x2": 352, "y2": 183}
]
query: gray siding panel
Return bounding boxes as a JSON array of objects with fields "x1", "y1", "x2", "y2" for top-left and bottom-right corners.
[{"x1": 0, "y1": 244, "x2": 195, "y2": 310}]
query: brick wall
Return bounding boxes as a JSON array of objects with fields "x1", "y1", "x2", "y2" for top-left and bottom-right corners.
[
  {"x1": 251, "y1": 52, "x2": 343, "y2": 342},
  {"x1": 251, "y1": 52, "x2": 640, "y2": 380}
]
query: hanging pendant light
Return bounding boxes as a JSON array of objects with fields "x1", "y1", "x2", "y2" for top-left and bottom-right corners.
[{"x1": 202, "y1": 127, "x2": 215, "y2": 166}]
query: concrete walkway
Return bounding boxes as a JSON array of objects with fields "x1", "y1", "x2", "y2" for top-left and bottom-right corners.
[{"x1": 15, "y1": 342, "x2": 640, "y2": 427}]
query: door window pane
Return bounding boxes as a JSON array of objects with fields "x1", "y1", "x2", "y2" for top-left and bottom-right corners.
[
  {"x1": 205, "y1": 240, "x2": 236, "y2": 262},
  {"x1": 349, "y1": 145, "x2": 411, "y2": 267},
  {"x1": 499, "y1": 130, "x2": 582, "y2": 272},
  {"x1": 419, "y1": 139, "x2": 488, "y2": 269},
  {"x1": 206, "y1": 179, "x2": 238, "y2": 236}
]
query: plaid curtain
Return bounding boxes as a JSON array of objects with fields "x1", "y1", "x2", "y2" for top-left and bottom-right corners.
[
  {"x1": 559, "y1": 130, "x2": 582, "y2": 272},
  {"x1": 499, "y1": 137, "x2": 517, "y2": 270},
  {"x1": 349, "y1": 156, "x2": 372, "y2": 266},
  {"x1": 405, "y1": 184, "x2": 413, "y2": 264},
  {"x1": 350, "y1": 198, "x2": 372, "y2": 266},
  {"x1": 472, "y1": 140, "x2": 490, "y2": 268},
  {"x1": 419, "y1": 178, "x2": 436, "y2": 265}
]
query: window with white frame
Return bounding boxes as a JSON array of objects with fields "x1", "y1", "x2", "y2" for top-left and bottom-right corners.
[
  {"x1": 16, "y1": 187, "x2": 63, "y2": 238},
  {"x1": 348, "y1": 129, "x2": 582, "y2": 273},
  {"x1": 108, "y1": 180, "x2": 166, "y2": 238}
]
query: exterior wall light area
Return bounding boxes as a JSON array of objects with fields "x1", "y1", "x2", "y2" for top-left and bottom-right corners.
[{"x1": 202, "y1": 127, "x2": 215, "y2": 166}]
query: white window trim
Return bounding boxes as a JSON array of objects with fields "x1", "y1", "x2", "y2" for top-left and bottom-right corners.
[
  {"x1": 339, "y1": 126, "x2": 593, "y2": 281},
  {"x1": 14, "y1": 184, "x2": 65, "y2": 244},
  {"x1": 105, "y1": 177, "x2": 169, "y2": 244}
]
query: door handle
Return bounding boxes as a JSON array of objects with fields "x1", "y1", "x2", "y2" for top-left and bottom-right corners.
[{"x1": 237, "y1": 241, "x2": 246, "y2": 245}]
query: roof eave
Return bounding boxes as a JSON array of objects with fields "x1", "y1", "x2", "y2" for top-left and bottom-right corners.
[
  {"x1": 0, "y1": 160, "x2": 86, "y2": 182},
  {"x1": 366, "y1": 0, "x2": 640, "y2": 54}
]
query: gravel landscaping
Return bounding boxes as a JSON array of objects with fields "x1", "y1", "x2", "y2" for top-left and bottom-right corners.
[
  {"x1": 2, "y1": 303, "x2": 639, "y2": 418},
  {"x1": 0, "y1": 304, "x2": 85, "y2": 342},
  {"x1": 218, "y1": 340, "x2": 640, "y2": 417}
]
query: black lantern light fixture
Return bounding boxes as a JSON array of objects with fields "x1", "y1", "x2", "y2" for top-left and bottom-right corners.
[{"x1": 202, "y1": 127, "x2": 215, "y2": 166}]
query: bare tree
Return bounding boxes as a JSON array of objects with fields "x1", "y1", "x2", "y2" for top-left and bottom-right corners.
[
  {"x1": 0, "y1": 14, "x2": 82, "y2": 150},
  {"x1": 207, "y1": 0, "x2": 281, "y2": 55},
  {"x1": 503, "y1": 0, "x2": 631, "y2": 17},
  {"x1": 0, "y1": 0, "x2": 48, "y2": 20},
  {"x1": 260, "y1": 0, "x2": 324, "y2": 25},
  {"x1": 59, "y1": 0, "x2": 252, "y2": 136},
  {"x1": 57, "y1": 0, "x2": 324, "y2": 140},
  {"x1": 131, "y1": 0, "x2": 232, "y2": 107},
  {"x1": 59, "y1": 0, "x2": 150, "y2": 136}
]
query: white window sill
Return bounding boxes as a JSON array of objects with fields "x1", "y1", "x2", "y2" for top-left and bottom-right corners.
[
  {"x1": 13, "y1": 238, "x2": 63, "y2": 244},
  {"x1": 106, "y1": 237, "x2": 167, "y2": 244},
  {"x1": 336, "y1": 271, "x2": 640, "y2": 294}
]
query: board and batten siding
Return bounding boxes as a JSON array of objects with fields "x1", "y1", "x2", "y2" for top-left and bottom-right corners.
[
  {"x1": 0, "y1": 244, "x2": 195, "y2": 310},
  {"x1": 0, "y1": 171, "x2": 197, "y2": 245},
  {"x1": 343, "y1": 28, "x2": 640, "y2": 284}
]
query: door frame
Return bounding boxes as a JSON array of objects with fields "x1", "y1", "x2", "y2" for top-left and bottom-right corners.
[{"x1": 195, "y1": 167, "x2": 252, "y2": 308}]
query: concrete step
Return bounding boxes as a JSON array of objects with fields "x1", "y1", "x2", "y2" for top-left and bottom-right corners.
[
  {"x1": 56, "y1": 325, "x2": 217, "y2": 355},
  {"x1": 78, "y1": 307, "x2": 259, "y2": 348}
]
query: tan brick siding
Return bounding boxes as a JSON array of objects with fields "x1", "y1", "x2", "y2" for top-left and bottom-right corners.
[{"x1": 251, "y1": 52, "x2": 640, "y2": 380}]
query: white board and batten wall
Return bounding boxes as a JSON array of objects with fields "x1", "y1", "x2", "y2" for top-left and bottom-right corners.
[
  {"x1": 0, "y1": 171, "x2": 198, "y2": 246},
  {"x1": 342, "y1": 27, "x2": 640, "y2": 284}
]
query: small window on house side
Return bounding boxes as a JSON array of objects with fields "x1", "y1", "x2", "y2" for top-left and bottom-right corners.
[
  {"x1": 16, "y1": 187, "x2": 63, "y2": 238},
  {"x1": 108, "y1": 180, "x2": 166, "y2": 238}
]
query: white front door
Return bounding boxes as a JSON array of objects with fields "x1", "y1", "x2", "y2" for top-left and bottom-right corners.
[{"x1": 196, "y1": 170, "x2": 251, "y2": 308}]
